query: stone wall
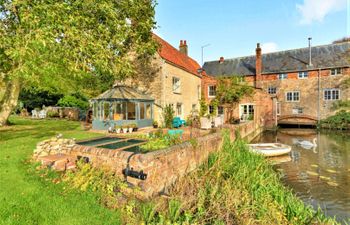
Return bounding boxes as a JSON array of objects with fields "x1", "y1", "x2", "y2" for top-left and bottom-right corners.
[{"x1": 34, "y1": 121, "x2": 261, "y2": 197}]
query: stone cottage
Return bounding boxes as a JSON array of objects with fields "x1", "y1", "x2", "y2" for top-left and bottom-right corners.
[
  {"x1": 126, "y1": 34, "x2": 202, "y2": 126},
  {"x1": 203, "y1": 41, "x2": 350, "y2": 126}
]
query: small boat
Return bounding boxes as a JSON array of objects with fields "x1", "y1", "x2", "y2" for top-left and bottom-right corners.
[{"x1": 248, "y1": 143, "x2": 292, "y2": 157}]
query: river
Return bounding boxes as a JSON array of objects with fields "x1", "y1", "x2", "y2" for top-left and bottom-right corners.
[{"x1": 252, "y1": 129, "x2": 350, "y2": 224}]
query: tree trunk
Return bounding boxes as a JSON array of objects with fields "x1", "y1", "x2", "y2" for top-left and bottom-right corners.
[{"x1": 0, "y1": 77, "x2": 21, "y2": 126}]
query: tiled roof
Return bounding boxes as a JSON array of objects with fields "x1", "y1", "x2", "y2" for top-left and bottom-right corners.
[
  {"x1": 153, "y1": 34, "x2": 203, "y2": 76},
  {"x1": 203, "y1": 42, "x2": 350, "y2": 77},
  {"x1": 93, "y1": 85, "x2": 154, "y2": 101}
]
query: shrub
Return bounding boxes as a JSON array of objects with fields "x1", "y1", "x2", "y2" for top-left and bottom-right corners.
[
  {"x1": 163, "y1": 104, "x2": 174, "y2": 128},
  {"x1": 47, "y1": 111, "x2": 59, "y2": 118},
  {"x1": 57, "y1": 95, "x2": 89, "y2": 110},
  {"x1": 321, "y1": 110, "x2": 350, "y2": 129}
]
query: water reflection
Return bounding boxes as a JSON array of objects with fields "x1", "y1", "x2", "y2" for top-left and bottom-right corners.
[{"x1": 252, "y1": 129, "x2": 350, "y2": 224}]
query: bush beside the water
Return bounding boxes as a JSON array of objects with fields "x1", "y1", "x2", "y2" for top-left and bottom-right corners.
[{"x1": 320, "y1": 110, "x2": 350, "y2": 130}]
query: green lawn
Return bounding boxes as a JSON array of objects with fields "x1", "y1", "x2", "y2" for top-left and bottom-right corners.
[{"x1": 0, "y1": 116, "x2": 121, "y2": 225}]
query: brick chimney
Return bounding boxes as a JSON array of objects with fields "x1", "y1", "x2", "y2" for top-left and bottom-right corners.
[
  {"x1": 219, "y1": 56, "x2": 224, "y2": 63},
  {"x1": 179, "y1": 40, "x2": 188, "y2": 56},
  {"x1": 255, "y1": 43, "x2": 262, "y2": 88}
]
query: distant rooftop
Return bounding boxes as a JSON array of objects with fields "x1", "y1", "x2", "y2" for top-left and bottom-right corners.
[{"x1": 203, "y1": 42, "x2": 350, "y2": 77}]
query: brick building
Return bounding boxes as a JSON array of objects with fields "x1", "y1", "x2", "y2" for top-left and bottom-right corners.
[{"x1": 203, "y1": 41, "x2": 350, "y2": 126}]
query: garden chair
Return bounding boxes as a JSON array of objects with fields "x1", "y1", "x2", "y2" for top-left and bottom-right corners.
[
  {"x1": 39, "y1": 110, "x2": 47, "y2": 119},
  {"x1": 167, "y1": 129, "x2": 184, "y2": 139},
  {"x1": 31, "y1": 110, "x2": 38, "y2": 118}
]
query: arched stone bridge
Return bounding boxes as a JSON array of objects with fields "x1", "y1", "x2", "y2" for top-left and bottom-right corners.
[{"x1": 278, "y1": 114, "x2": 318, "y2": 125}]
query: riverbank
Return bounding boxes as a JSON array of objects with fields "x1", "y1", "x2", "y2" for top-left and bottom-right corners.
[{"x1": 0, "y1": 117, "x2": 337, "y2": 224}]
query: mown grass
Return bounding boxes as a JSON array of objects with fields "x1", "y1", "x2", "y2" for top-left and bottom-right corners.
[{"x1": 0, "y1": 116, "x2": 121, "y2": 225}]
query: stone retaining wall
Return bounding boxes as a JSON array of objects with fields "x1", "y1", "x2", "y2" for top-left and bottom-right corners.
[{"x1": 34, "y1": 121, "x2": 262, "y2": 197}]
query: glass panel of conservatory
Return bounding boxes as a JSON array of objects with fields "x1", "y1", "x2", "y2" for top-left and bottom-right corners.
[
  {"x1": 145, "y1": 104, "x2": 152, "y2": 119},
  {"x1": 103, "y1": 102, "x2": 110, "y2": 120},
  {"x1": 113, "y1": 102, "x2": 126, "y2": 120},
  {"x1": 92, "y1": 102, "x2": 98, "y2": 119},
  {"x1": 127, "y1": 102, "x2": 136, "y2": 120},
  {"x1": 140, "y1": 103, "x2": 145, "y2": 120}
]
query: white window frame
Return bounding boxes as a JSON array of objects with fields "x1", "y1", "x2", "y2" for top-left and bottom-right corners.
[
  {"x1": 176, "y1": 103, "x2": 182, "y2": 117},
  {"x1": 286, "y1": 91, "x2": 300, "y2": 102},
  {"x1": 324, "y1": 89, "x2": 340, "y2": 101},
  {"x1": 208, "y1": 85, "x2": 216, "y2": 98},
  {"x1": 278, "y1": 73, "x2": 287, "y2": 80},
  {"x1": 268, "y1": 86, "x2": 277, "y2": 94},
  {"x1": 276, "y1": 102, "x2": 281, "y2": 116},
  {"x1": 239, "y1": 104, "x2": 255, "y2": 121},
  {"x1": 172, "y1": 77, "x2": 181, "y2": 94},
  {"x1": 298, "y1": 71, "x2": 308, "y2": 79},
  {"x1": 292, "y1": 107, "x2": 303, "y2": 115},
  {"x1": 330, "y1": 68, "x2": 342, "y2": 76}
]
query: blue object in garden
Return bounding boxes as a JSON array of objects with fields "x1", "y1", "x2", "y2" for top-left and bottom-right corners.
[
  {"x1": 172, "y1": 117, "x2": 186, "y2": 128},
  {"x1": 168, "y1": 129, "x2": 184, "y2": 138}
]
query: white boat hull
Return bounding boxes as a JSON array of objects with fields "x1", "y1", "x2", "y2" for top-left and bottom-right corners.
[{"x1": 248, "y1": 143, "x2": 292, "y2": 157}]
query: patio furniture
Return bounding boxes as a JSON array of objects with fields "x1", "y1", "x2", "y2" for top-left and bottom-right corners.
[
  {"x1": 167, "y1": 129, "x2": 184, "y2": 138},
  {"x1": 172, "y1": 117, "x2": 186, "y2": 128},
  {"x1": 39, "y1": 110, "x2": 47, "y2": 119},
  {"x1": 214, "y1": 115, "x2": 224, "y2": 127},
  {"x1": 31, "y1": 110, "x2": 38, "y2": 118},
  {"x1": 200, "y1": 117, "x2": 212, "y2": 129}
]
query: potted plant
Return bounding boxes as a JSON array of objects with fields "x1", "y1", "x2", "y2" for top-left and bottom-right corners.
[
  {"x1": 115, "y1": 125, "x2": 122, "y2": 134},
  {"x1": 122, "y1": 124, "x2": 128, "y2": 133},
  {"x1": 153, "y1": 120, "x2": 158, "y2": 128},
  {"x1": 131, "y1": 123, "x2": 137, "y2": 132},
  {"x1": 128, "y1": 124, "x2": 135, "y2": 133}
]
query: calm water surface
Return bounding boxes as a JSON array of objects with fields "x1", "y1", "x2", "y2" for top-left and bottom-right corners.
[{"x1": 252, "y1": 129, "x2": 350, "y2": 224}]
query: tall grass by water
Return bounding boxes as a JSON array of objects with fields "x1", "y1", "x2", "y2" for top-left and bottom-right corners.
[{"x1": 145, "y1": 131, "x2": 337, "y2": 224}]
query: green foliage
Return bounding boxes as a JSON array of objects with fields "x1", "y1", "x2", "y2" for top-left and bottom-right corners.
[
  {"x1": 216, "y1": 76, "x2": 254, "y2": 104},
  {"x1": 57, "y1": 94, "x2": 89, "y2": 110},
  {"x1": 163, "y1": 104, "x2": 174, "y2": 128},
  {"x1": 199, "y1": 97, "x2": 208, "y2": 117},
  {"x1": 0, "y1": 0, "x2": 158, "y2": 122},
  {"x1": 321, "y1": 110, "x2": 350, "y2": 130},
  {"x1": 140, "y1": 131, "x2": 182, "y2": 152},
  {"x1": 154, "y1": 130, "x2": 337, "y2": 224},
  {"x1": 19, "y1": 87, "x2": 63, "y2": 111},
  {"x1": 47, "y1": 111, "x2": 59, "y2": 118},
  {"x1": 332, "y1": 100, "x2": 350, "y2": 110},
  {"x1": 209, "y1": 98, "x2": 219, "y2": 116}
]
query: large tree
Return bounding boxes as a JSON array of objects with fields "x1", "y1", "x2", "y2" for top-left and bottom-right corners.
[{"x1": 0, "y1": 0, "x2": 157, "y2": 126}]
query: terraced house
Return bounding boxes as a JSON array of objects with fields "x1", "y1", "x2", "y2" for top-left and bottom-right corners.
[{"x1": 203, "y1": 41, "x2": 350, "y2": 126}]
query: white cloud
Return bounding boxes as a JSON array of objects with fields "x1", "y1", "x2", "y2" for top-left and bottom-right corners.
[
  {"x1": 297, "y1": 0, "x2": 347, "y2": 24},
  {"x1": 261, "y1": 42, "x2": 279, "y2": 54}
]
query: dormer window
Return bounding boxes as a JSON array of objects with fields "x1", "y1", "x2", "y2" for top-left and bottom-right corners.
[
  {"x1": 298, "y1": 72, "x2": 308, "y2": 79},
  {"x1": 330, "y1": 68, "x2": 342, "y2": 76}
]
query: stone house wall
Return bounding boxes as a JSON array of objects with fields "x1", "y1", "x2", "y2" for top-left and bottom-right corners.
[{"x1": 126, "y1": 53, "x2": 202, "y2": 126}]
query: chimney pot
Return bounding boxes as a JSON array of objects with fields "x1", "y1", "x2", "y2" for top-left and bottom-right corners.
[{"x1": 179, "y1": 40, "x2": 188, "y2": 56}]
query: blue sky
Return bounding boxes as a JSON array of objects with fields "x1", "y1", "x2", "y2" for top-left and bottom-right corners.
[{"x1": 154, "y1": 0, "x2": 349, "y2": 65}]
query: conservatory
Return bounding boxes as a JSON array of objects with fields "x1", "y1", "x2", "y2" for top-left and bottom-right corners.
[{"x1": 91, "y1": 84, "x2": 154, "y2": 130}]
